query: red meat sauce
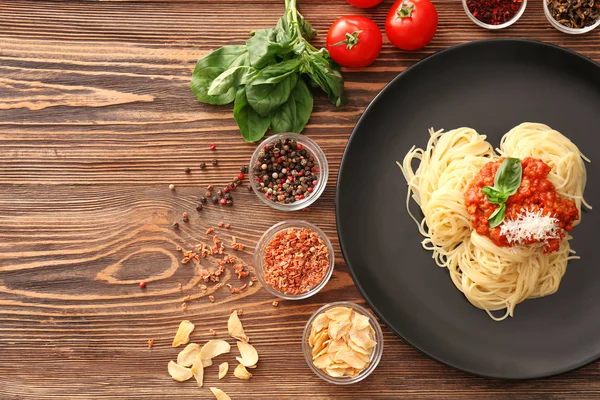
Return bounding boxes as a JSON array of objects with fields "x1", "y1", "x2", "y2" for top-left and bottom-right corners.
[{"x1": 465, "y1": 157, "x2": 578, "y2": 253}]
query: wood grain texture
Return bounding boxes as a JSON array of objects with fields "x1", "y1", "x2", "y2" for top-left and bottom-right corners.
[{"x1": 0, "y1": 0, "x2": 599, "y2": 398}]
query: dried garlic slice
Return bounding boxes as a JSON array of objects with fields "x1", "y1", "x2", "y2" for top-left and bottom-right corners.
[
  {"x1": 236, "y1": 341, "x2": 258, "y2": 367},
  {"x1": 177, "y1": 343, "x2": 201, "y2": 367},
  {"x1": 233, "y1": 363, "x2": 252, "y2": 380},
  {"x1": 172, "y1": 320, "x2": 195, "y2": 347},
  {"x1": 168, "y1": 360, "x2": 193, "y2": 382},
  {"x1": 210, "y1": 387, "x2": 232, "y2": 400},
  {"x1": 200, "y1": 339, "x2": 231, "y2": 361},
  {"x1": 190, "y1": 355, "x2": 204, "y2": 387},
  {"x1": 218, "y1": 362, "x2": 229, "y2": 379},
  {"x1": 324, "y1": 306, "x2": 352, "y2": 321},
  {"x1": 228, "y1": 310, "x2": 248, "y2": 343},
  {"x1": 312, "y1": 313, "x2": 330, "y2": 333}
]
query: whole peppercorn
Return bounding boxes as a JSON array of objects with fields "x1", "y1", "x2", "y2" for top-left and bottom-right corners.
[
  {"x1": 226, "y1": 199, "x2": 233, "y2": 206},
  {"x1": 211, "y1": 159, "x2": 218, "y2": 166},
  {"x1": 235, "y1": 178, "x2": 242, "y2": 185},
  {"x1": 169, "y1": 184, "x2": 175, "y2": 191},
  {"x1": 200, "y1": 195, "x2": 207, "y2": 203},
  {"x1": 184, "y1": 167, "x2": 191, "y2": 174},
  {"x1": 196, "y1": 203, "x2": 203, "y2": 211},
  {"x1": 247, "y1": 185, "x2": 253, "y2": 192},
  {"x1": 207, "y1": 184, "x2": 213, "y2": 191},
  {"x1": 211, "y1": 196, "x2": 219, "y2": 204},
  {"x1": 229, "y1": 182, "x2": 237, "y2": 189},
  {"x1": 219, "y1": 198, "x2": 227, "y2": 205},
  {"x1": 217, "y1": 189, "x2": 223, "y2": 197},
  {"x1": 240, "y1": 166, "x2": 248, "y2": 173},
  {"x1": 205, "y1": 191, "x2": 211, "y2": 197},
  {"x1": 200, "y1": 162, "x2": 206, "y2": 169},
  {"x1": 139, "y1": 281, "x2": 147, "y2": 289},
  {"x1": 172, "y1": 222, "x2": 179, "y2": 229},
  {"x1": 182, "y1": 212, "x2": 189, "y2": 222}
]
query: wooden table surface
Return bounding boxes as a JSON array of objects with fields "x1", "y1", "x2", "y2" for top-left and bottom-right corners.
[{"x1": 1, "y1": 0, "x2": 599, "y2": 399}]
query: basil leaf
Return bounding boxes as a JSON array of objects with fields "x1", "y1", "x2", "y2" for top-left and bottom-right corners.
[
  {"x1": 246, "y1": 28, "x2": 293, "y2": 69},
  {"x1": 303, "y1": 52, "x2": 346, "y2": 107},
  {"x1": 481, "y1": 186, "x2": 508, "y2": 204},
  {"x1": 488, "y1": 203, "x2": 506, "y2": 228},
  {"x1": 297, "y1": 12, "x2": 317, "y2": 41},
  {"x1": 233, "y1": 88, "x2": 271, "y2": 143},
  {"x1": 271, "y1": 79, "x2": 313, "y2": 133},
  {"x1": 190, "y1": 45, "x2": 247, "y2": 105},
  {"x1": 495, "y1": 157, "x2": 522, "y2": 196},
  {"x1": 245, "y1": 60, "x2": 300, "y2": 116},
  {"x1": 207, "y1": 66, "x2": 258, "y2": 96}
]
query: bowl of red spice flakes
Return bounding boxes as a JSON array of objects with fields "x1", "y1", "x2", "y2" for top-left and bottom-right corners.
[
  {"x1": 463, "y1": 0, "x2": 527, "y2": 29},
  {"x1": 254, "y1": 220, "x2": 335, "y2": 300},
  {"x1": 249, "y1": 133, "x2": 328, "y2": 211}
]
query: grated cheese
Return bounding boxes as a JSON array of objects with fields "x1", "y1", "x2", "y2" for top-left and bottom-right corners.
[{"x1": 500, "y1": 209, "x2": 561, "y2": 245}]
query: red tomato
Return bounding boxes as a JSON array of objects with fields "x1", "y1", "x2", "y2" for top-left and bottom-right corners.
[
  {"x1": 326, "y1": 16, "x2": 382, "y2": 68},
  {"x1": 385, "y1": 0, "x2": 438, "y2": 51},
  {"x1": 345, "y1": 0, "x2": 384, "y2": 7}
]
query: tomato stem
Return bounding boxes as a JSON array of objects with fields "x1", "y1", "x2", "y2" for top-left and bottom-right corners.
[
  {"x1": 397, "y1": 1, "x2": 415, "y2": 18},
  {"x1": 331, "y1": 30, "x2": 363, "y2": 50}
]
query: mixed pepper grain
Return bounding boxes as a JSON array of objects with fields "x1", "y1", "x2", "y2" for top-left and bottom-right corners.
[{"x1": 262, "y1": 227, "x2": 330, "y2": 295}]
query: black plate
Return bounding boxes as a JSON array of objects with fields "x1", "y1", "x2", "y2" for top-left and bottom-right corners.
[{"x1": 336, "y1": 39, "x2": 600, "y2": 379}]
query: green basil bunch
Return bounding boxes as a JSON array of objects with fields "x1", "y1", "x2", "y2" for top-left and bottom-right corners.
[
  {"x1": 482, "y1": 157, "x2": 522, "y2": 228},
  {"x1": 190, "y1": 0, "x2": 346, "y2": 142}
]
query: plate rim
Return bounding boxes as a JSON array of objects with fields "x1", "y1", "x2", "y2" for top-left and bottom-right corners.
[{"x1": 334, "y1": 38, "x2": 600, "y2": 380}]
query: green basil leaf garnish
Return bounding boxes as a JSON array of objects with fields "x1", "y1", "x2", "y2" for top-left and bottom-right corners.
[
  {"x1": 481, "y1": 158, "x2": 522, "y2": 228},
  {"x1": 488, "y1": 203, "x2": 506, "y2": 228}
]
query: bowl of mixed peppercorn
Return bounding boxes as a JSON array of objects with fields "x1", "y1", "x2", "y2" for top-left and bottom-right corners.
[{"x1": 249, "y1": 133, "x2": 328, "y2": 211}]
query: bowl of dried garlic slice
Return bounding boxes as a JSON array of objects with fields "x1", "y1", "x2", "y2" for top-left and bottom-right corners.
[{"x1": 302, "y1": 301, "x2": 384, "y2": 384}]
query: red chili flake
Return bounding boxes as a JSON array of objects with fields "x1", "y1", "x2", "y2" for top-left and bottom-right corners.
[
  {"x1": 206, "y1": 227, "x2": 215, "y2": 235},
  {"x1": 466, "y1": 0, "x2": 522, "y2": 25},
  {"x1": 209, "y1": 143, "x2": 216, "y2": 150},
  {"x1": 139, "y1": 281, "x2": 147, "y2": 289},
  {"x1": 225, "y1": 223, "x2": 231, "y2": 229},
  {"x1": 251, "y1": 276, "x2": 258, "y2": 282},
  {"x1": 209, "y1": 295, "x2": 215, "y2": 303},
  {"x1": 262, "y1": 227, "x2": 329, "y2": 295},
  {"x1": 181, "y1": 257, "x2": 191, "y2": 264},
  {"x1": 231, "y1": 288, "x2": 241, "y2": 294},
  {"x1": 176, "y1": 245, "x2": 183, "y2": 252},
  {"x1": 237, "y1": 173, "x2": 245, "y2": 180},
  {"x1": 183, "y1": 295, "x2": 191, "y2": 302},
  {"x1": 218, "y1": 221, "x2": 225, "y2": 228},
  {"x1": 238, "y1": 309, "x2": 243, "y2": 316},
  {"x1": 223, "y1": 186, "x2": 230, "y2": 193},
  {"x1": 147, "y1": 339, "x2": 155, "y2": 349},
  {"x1": 239, "y1": 283, "x2": 248, "y2": 291},
  {"x1": 181, "y1": 302, "x2": 188, "y2": 310},
  {"x1": 215, "y1": 283, "x2": 224, "y2": 290},
  {"x1": 209, "y1": 329, "x2": 217, "y2": 336}
]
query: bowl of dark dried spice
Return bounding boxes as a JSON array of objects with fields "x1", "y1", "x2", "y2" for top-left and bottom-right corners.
[
  {"x1": 249, "y1": 133, "x2": 328, "y2": 211},
  {"x1": 463, "y1": 0, "x2": 527, "y2": 29},
  {"x1": 544, "y1": 0, "x2": 600, "y2": 33}
]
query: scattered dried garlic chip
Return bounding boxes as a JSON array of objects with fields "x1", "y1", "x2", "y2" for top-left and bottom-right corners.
[
  {"x1": 210, "y1": 387, "x2": 232, "y2": 400},
  {"x1": 177, "y1": 343, "x2": 201, "y2": 367},
  {"x1": 172, "y1": 320, "x2": 195, "y2": 347},
  {"x1": 218, "y1": 362, "x2": 229, "y2": 379},
  {"x1": 233, "y1": 363, "x2": 252, "y2": 380},
  {"x1": 200, "y1": 339, "x2": 231, "y2": 361},
  {"x1": 236, "y1": 341, "x2": 258, "y2": 367},
  {"x1": 168, "y1": 360, "x2": 193, "y2": 382},
  {"x1": 228, "y1": 310, "x2": 248, "y2": 343},
  {"x1": 190, "y1": 355, "x2": 204, "y2": 387}
]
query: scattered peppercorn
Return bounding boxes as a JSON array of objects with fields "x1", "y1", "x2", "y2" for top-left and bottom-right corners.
[
  {"x1": 173, "y1": 222, "x2": 180, "y2": 230},
  {"x1": 229, "y1": 182, "x2": 237, "y2": 190},
  {"x1": 247, "y1": 185, "x2": 253, "y2": 192},
  {"x1": 219, "y1": 198, "x2": 227, "y2": 205},
  {"x1": 169, "y1": 184, "x2": 175, "y2": 191},
  {"x1": 238, "y1": 173, "x2": 245, "y2": 180},
  {"x1": 200, "y1": 162, "x2": 206, "y2": 169},
  {"x1": 212, "y1": 159, "x2": 218, "y2": 166},
  {"x1": 182, "y1": 212, "x2": 189, "y2": 222},
  {"x1": 148, "y1": 339, "x2": 155, "y2": 349},
  {"x1": 240, "y1": 166, "x2": 249, "y2": 173},
  {"x1": 207, "y1": 185, "x2": 214, "y2": 191},
  {"x1": 209, "y1": 143, "x2": 216, "y2": 150},
  {"x1": 185, "y1": 167, "x2": 191, "y2": 174},
  {"x1": 226, "y1": 199, "x2": 233, "y2": 206},
  {"x1": 196, "y1": 203, "x2": 203, "y2": 211},
  {"x1": 205, "y1": 191, "x2": 212, "y2": 197},
  {"x1": 253, "y1": 138, "x2": 319, "y2": 205},
  {"x1": 217, "y1": 189, "x2": 223, "y2": 197},
  {"x1": 200, "y1": 195, "x2": 207, "y2": 203},
  {"x1": 211, "y1": 196, "x2": 219, "y2": 204},
  {"x1": 139, "y1": 281, "x2": 147, "y2": 289}
]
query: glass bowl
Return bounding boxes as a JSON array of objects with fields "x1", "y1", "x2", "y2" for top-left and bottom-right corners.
[
  {"x1": 462, "y1": 0, "x2": 527, "y2": 29},
  {"x1": 254, "y1": 220, "x2": 334, "y2": 300},
  {"x1": 302, "y1": 301, "x2": 384, "y2": 385},
  {"x1": 249, "y1": 133, "x2": 328, "y2": 211},
  {"x1": 543, "y1": 0, "x2": 600, "y2": 34}
]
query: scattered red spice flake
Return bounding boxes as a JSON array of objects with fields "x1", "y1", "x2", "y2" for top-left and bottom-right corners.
[
  {"x1": 239, "y1": 283, "x2": 248, "y2": 291},
  {"x1": 206, "y1": 227, "x2": 215, "y2": 235},
  {"x1": 209, "y1": 295, "x2": 215, "y2": 303},
  {"x1": 272, "y1": 301, "x2": 279, "y2": 307},
  {"x1": 147, "y1": 339, "x2": 155, "y2": 349},
  {"x1": 199, "y1": 284, "x2": 208, "y2": 291},
  {"x1": 251, "y1": 276, "x2": 258, "y2": 282},
  {"x1": 176, "y1": 245, "x2": 183, "y2": 252},
  {"x1": 218, "y1": 221, "x2": 225, "y2": 228},
  {"x1": 262, "y1": 227, "x2": 329, "y2": 295},
  {"x1": 223, "y1": 255, "x2": 236, "y2": 264},
  {"x1": 181, "y1": 302, "x2": 188, "y2": 310},
  {"x1": 209, "y1": 143, "x2": 216, "y2": 150},
  {"x1": 215, "y1": 283, "x2": 224, "y2": 290},
  {"x1": 226, "y1": 283, "x2": 233, "y2": 290},
  {"x1": 248, "y1": 281, "x2": 254, "y2": 287},
  {"x1": 234, "y1": 264, "x2": 249, "y2": 279},
  {"x1": 181, "y1": 257, "x2": 191, "y2": 264},
  {"x1": 231, "y1": 288, "x2": 241, "y2": 294},
  {"x1": 178, "y1": 283, "x2": 183, "y2": 290},
  {"x1": 237, "y1": 309, "x2": 243, "y2": 316},
  {"x1": 224, "y1": 223, "x2": 231, "y2": 229},
  {"x1": 183, "y1": 295, "x2": 191, "y2": 302},
  {"x1": 139, "y1": 281, "x2": 147, "y2": 289},
  {"x1": 209, "y1": 329, "x2": 217, "y2": 336}
]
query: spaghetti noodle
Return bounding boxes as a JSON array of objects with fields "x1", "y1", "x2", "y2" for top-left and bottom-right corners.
[{"x1": 399, "y1": 123, "x2": 589, "y2": 320}]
